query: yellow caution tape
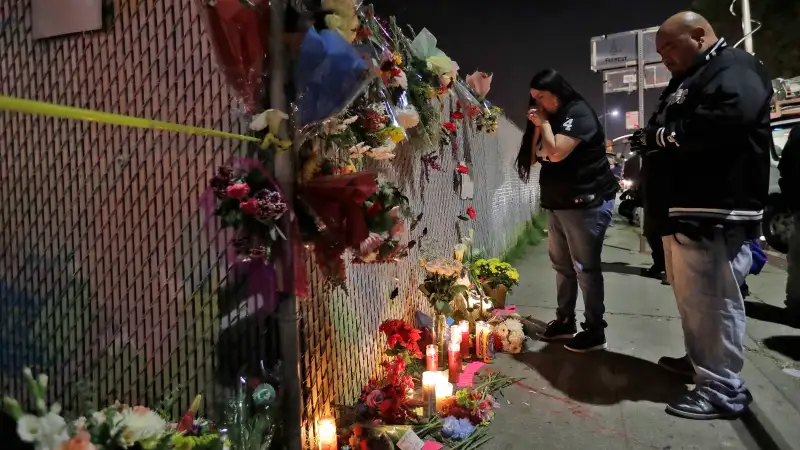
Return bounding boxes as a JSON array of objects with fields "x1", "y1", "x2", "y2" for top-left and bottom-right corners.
[{"x1": 0, "y1": 95, "x2": 261, "y2": 143}]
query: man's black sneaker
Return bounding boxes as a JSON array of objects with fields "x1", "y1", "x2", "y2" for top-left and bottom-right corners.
[
  {"x1": 564, "y1": 325, "x2": 607, "y2": 353},
  {"x1": 666, "y1": 390, "x2": 747, "y2": 420},
  {"x1": 658, "y1": 355, "x2": 695, "y2": 378},
  {"x1": 538, "y1": 318, "x2": 577, "y2": 341}
]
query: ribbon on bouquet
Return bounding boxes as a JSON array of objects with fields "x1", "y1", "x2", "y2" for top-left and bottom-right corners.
[{"x1": 200, "y1": 157, "x2": 308, "y2": 318}]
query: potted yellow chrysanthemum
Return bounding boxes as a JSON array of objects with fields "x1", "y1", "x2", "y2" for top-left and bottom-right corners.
[{"x1": 472, "y1": 258, "x2": 520, "y2": 308}]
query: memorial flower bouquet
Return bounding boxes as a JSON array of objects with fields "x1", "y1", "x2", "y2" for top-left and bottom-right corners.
[
  {"x1": 209, "y1": 165, "x2": 288, "y2": 261},
  {"x1": 418, "y1": 257, "x2": 467, "y2": 316},
  {"x1": 2, "y1": 368, "x2": 227, "y2": 450}
]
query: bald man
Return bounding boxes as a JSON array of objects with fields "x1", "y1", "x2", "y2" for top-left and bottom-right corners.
[{"x1": 630, "y1": 12, "x2": 772, "y2": 420}]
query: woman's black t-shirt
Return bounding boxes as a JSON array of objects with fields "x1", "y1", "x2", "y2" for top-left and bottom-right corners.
[{"x1": 537, "y1": 100, "x2": 618, "y2": 210}]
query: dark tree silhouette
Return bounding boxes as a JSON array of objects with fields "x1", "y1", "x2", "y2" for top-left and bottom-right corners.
[{"x1": 693, "y1": 0, "x2": 800, "y2": 77}]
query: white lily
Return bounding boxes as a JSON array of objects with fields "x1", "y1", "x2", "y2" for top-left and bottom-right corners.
[{"x1": 249, "y1": 109, "x2": 289, "y2": 134}]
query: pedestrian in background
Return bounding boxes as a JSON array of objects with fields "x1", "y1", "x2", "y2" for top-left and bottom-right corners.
[
  {"x1": 778, "y1": 124, "x2": 800, "y2": 322},
  {"x1": 633, "y1": 11, "x2": 772, "y2": 420}
]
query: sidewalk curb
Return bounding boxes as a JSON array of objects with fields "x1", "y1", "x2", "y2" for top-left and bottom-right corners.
[{"x1": 742, "y1": 403, "x2": 795, "y2": 450}]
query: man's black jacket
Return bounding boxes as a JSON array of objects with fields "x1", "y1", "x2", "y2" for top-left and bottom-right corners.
[{"x1": 642, "y1": 38, "x2": 773, "y2": 237}]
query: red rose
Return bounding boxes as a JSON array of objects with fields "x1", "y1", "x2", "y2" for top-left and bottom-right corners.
[
  {"x1": 239, "y1": 198, "x2": 259, "y2": 215},
  {"x1": 466, "y1": 206, "x2": 477, "y2": 219},
  {"x1": 443, "y1": 122, "x2": 457, "y2": 132},
  {"x1": 367, "y1": 201, "x2": 383, "y2": 217},
  {"x1": 456, "y1": 164, "x2": 469, "y2": 174},
  {"x1": 451, "y1": 111, "x2": 465, "y2": 120},
  {"x1": 226, "y1": 183, "x2": 250, "y2": 200},
  {"x1": 391, "y1": 68, "x2": 402, "y2": 77},
  {"x1": 481, "y1": 72, "x2": 488, "y2": 78}
]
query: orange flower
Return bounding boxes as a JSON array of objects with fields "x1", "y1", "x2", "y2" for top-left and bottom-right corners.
[{"x1": 59, "y1": 431, "x2": 96, "y2": 450}]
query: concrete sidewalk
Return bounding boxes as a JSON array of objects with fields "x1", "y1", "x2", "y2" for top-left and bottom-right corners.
[{"x1": 487, "y1": 218, "x2": 800, "y2": 450}]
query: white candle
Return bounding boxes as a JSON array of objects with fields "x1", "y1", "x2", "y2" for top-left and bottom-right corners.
[
  {"x1": 435, "y1": 380, "x2": 454, "y2": 413},
  {"x1": 422, "y1": 371, "x2": 437, "y2": 417},
  {"x1": 318, "y1": 417, "x2": 337, "y2": 450}
]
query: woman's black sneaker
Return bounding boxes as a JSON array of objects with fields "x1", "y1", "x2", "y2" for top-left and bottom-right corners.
[
  {"x1": 538, "y1": 318, "x2": 577, "y2": 341},
  {"x1": 564, "y1": 325, "x2": 608, "y2": 353}
]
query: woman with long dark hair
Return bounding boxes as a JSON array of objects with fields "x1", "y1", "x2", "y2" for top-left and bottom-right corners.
[{"x1": 515, "y1": 69, "x2": 618, "y2": 353}]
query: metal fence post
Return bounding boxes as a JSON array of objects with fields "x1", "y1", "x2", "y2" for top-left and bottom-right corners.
[{"x1": 270, "y1": 0, "x2": 303, "y2": 449}]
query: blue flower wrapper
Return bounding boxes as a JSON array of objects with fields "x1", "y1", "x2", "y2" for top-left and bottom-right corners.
[{"x1": 295, "y1": 28, "x2": 372, "y2": 128}]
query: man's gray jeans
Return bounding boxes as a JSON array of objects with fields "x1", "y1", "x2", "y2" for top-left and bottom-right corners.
[
  {"x1": 663, "y1": 229, "x2": 752, "y2": 412},
  {"x1": 547, "y1": 199, "x2": 614, "y2": 327}
]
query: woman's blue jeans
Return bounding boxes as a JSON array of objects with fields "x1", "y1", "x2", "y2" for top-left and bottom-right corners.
[{"x1": 546, "y1": 199, "x2": 614, "y2": 327}]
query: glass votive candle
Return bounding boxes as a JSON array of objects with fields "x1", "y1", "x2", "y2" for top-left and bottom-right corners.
[
  {"x1": 422, "y1": 371, "x2": 437, "y2": 417},
  {"x1": 459, "y1": 320, "x2": 470, "y2": 358},
  {"x1": 318, "y1": 416, "x2": 337, "y2": 450},
  {"x1": 450, "y1": 325, "x2": 462, "y2": 345},
  {"x1": 448, "y1": 341, "x2": 462, "y2": 383},
  {"x1": 475, "y1": 321, "x2": 487, "y2": 359},
  {"x1": 425, "y1": 344, "x2": 438, "y2": 371},
  {"x1": 435, "y1": 380, "x2": 454, "y2": 414}
]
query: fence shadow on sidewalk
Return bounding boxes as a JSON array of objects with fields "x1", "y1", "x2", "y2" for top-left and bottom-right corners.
[{"x1": 513, "y1": 343, "x2": 688, "y2": 406}]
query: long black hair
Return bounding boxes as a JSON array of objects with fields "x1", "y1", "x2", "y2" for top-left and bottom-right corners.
[{"x1": 515, "y1": 69, "x2": 586, "y2": 182}]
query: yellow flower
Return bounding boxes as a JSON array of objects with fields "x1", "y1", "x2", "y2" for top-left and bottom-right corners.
[
  {"x1": 384, "y1": 125, "x2": 406, "y2": 144},
  {"x1": 394, "y1": 53, "x2": 403, "y2": 66},
  {"x1": 508, "y1": 270, "x2": 519, "y2": 281}
]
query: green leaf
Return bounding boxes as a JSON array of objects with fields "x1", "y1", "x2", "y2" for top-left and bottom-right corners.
[{"x1": 451, "y1": 285, "x2": 469, "y2": 295}]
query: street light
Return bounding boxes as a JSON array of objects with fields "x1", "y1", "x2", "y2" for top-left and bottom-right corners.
[{"x1": 599, "y1": 109, "x2": 620, "y2": 135}]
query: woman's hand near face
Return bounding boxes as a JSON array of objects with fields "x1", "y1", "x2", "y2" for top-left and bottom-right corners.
[{"x1": 527, "y1": 108, "x2": 547, "y2": 127}]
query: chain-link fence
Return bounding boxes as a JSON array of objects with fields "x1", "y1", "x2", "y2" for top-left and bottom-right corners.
[{"x1": 0, "y1": 0, "x2": 539, "y2": 447}]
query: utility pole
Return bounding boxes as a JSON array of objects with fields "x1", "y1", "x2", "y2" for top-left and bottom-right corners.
[{"x1": 741, "y1": 0, "x2": 754, "y2": 54}]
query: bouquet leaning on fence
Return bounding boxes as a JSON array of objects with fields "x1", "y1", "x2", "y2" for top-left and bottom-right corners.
[{"x1": 2, "y1": 369, "x2": 229, "y2": 450}]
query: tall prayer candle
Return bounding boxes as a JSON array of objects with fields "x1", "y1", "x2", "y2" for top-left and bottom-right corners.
[
  {"x1": 435, "y1": 380, "x2": 454, "y2": 414},
  {"x1": 475, "y1": 321, "x2": 487, "y2": 359},
  {"x1": 450, "y1": 325, "x2": 461, "y2": 345},
  {"x1": 459, "y1": 320, "x2": 470, "y2": 359},
  {"x1": 425, "y1": 344, "x2": 438, "y2": 371},
  {"x1": 318, "y1": 417, "x2": 337, "y2": 450},
  {"x1": 448, "y1": 341, "x2": 462, "y2": 383},
  {"x1": 422, "y1": 371, "x2": 437, "y2": 417}
]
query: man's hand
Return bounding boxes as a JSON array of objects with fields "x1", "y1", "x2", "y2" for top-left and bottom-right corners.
[{"x1": 629, "y1": 128, "x2": 655, "y2": 155}]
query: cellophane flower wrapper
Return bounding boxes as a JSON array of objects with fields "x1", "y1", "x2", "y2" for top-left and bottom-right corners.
[
  {"x1": 297, "y1": 172, "x2": 379, "y2": 285},
  {"x1": 196, "y1": 0, "x2": 269, "y2": 113},
  {"x1": 452, "y1": 80, "x2": 485, "y2": 116},
  {"x1": 294, "y1": 28, "x2": 373, "y2": 133},
  {"x1": 465, "y1": 71, "x2": 493, "y2": 101},
  {"x1": 223, "y1": 375, "x2": 281, "y2": 450}
]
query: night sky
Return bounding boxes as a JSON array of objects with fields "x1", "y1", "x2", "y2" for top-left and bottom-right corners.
[{"x1": 372, "y1": 0, "x2": 691, "y2": 140}]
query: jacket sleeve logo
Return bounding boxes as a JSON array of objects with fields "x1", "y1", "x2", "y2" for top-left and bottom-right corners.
[{"x1": 668, "y1": 88, "x2": 688, "y2": 106}]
